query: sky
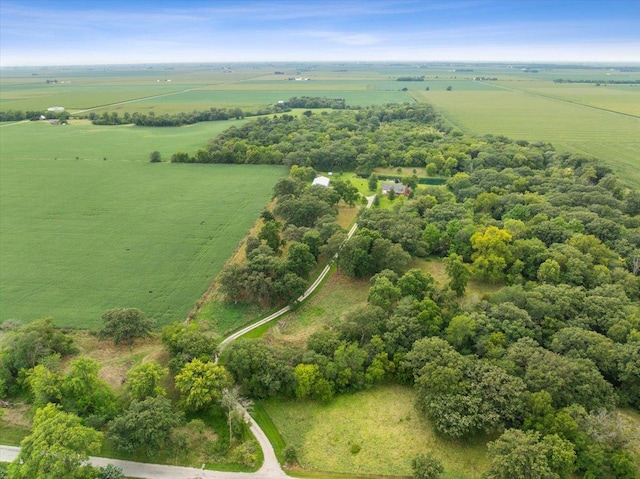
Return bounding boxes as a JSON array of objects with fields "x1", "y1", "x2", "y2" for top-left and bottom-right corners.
[{"x1": 1, "y1": 0, "x2": 639, "y2": 66}]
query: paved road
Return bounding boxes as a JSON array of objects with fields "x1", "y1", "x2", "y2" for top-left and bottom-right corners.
[
  {"x1": 1, "y1": 194, "x2": 375, "y2": 478},
  {"x1": 0, "y1": 445, "x2": 284, "y2": 479}
]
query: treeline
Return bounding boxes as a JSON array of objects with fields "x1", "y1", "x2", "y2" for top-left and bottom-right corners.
[
  {"x1": 87, "y1": 96, "x2": 346, "y2": 126},
  {"x1": 0, "y1": 109, "x2": 70, "y2": 121},
  {"x1": 281, "y1": 96, "x2": 346, "y2": 109},
  {"x1": 90, "y1": 107, "x2": 253, "y2": 126},
  {"x1": 397, "y1": 76, "x2": 425, "y2": 81},
  {"x1": 170, "y1": 103, "x2": 444, "y2": 175},
  {"x1": 553, "y1": 79, "x2": 640, "y2": 84}
]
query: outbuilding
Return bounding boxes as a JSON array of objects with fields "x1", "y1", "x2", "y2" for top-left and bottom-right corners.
[{"x1": 311, "y1": 176, "x2": 331, "y2": 188}]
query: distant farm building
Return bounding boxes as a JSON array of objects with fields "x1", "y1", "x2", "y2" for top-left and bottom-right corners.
[
  {"x1": 381, "y1": 182, "x2": 412, "y2": 197},
  {"x1": 47, "y1": 106, "x2": 65, "y2": 112},
  {"x1": 312, "y1": 176, "x2": 331, "y2": 188}
]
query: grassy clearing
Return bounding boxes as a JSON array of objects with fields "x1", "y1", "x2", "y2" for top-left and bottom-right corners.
[
  {"x1": 263, "y1": 384, "x2": 489, "y2": 478},
  {"x1": 263, "y1": 271, "x2": 370, "y2": 348},
  {"x1": 0, "y1": 150, "x2": 284, "y2": 327}
]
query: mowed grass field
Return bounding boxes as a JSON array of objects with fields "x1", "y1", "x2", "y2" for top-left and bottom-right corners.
[
  {"x1": 0, "y1": 121, "x2": 285, "y2": 328},
  {"x1": 264, "y1": 384, "x2": 489, "y2": 478}
]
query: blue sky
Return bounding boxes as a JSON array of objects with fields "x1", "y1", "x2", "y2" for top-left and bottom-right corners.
[{"x1": 1, "y1": 0, "x2": 638, "y2": 66}]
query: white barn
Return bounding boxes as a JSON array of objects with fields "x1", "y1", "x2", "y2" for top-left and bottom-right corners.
[{"x1": 311, "y1": 176, "x2": 330, "y2": 188}]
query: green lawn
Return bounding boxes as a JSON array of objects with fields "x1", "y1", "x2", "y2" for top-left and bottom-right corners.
[
  {"x1": 0, "y1": 123, "x2": 285, "y2": 327},
  {"x1": 263, "y1": 384, "x2": 489, "y2": 478}
]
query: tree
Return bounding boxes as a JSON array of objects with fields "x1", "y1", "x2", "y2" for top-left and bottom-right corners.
[
  {"x1": 218, "y1": 263, "x2": 247, "y2": 304},
  {"x1": 407, "y1": 337, "x2": 526, "y2": 439},
  {"x1": 398, "y1": 268, "x2": 435, "y2": 300},
  {"x1": 221, "y1": 386, "x2": 253, "y2": 444},
  {"x1": 505, "y1": 338, "x2": 616, "y2": 412},
  {"x1": 0, "y1": 318, "x2": 76, "y2": 397},
  {"x1": 368, "y1": 173, "x2": 379, "y2": 192},
  {"x1": 332, "y1": 179, "x2": 360, "y2": 206},
  {"x1": 174, "y1": 359, "x2": 232, "y2": 410},
  {"x1": 108, "y1": 396, "x2": 183, "y2": 456},
  {"x1": 484, "y1": 429, "x2": 575, "y2": 479},
  {"x1": 221, "y1": 339, "x2": 295, "y2": 399},
  {"x1": 368, "y1": 275, "x2": 401, "y2": 311},
  {"x1": 258, "y1": 220, "x2": 283, "y2": 253},
  {"x1": 537, "y1": 259, "x2": 561, "y2": 284},
  {"x1": 149, "y1": 151, "x2": 161, "y2": 163},
  {"x1": 286, "y1": 242, "x2": 316, "y2": 278},
  {"x1": 27, "y1": 364, "x2": 62, "y2": 408},
  {"x1": 9, "y1": 403, "x2": 102, "y2": 479},
  {"x1": 293, "y1": 363, "x2": 334, "y2": 401},
  {"x1": 124, "y1": 361, "x2": 168, "y2": 402},
  {"x1": 445, "y1": 314, "x2": 477, "y2": 353},
  {"x1": 60, "y1": 357, "x2": 118, "y2": 419},
  {"x1": 470, "y1": 226, "x2": 513, "y2": 283},
  {"x1": 444, "y1": 253, "x2": 469, "y2": 296},
  {"x1": 100, "y1": 308, "x2": 155, "y2": 345},
  {"x1": 412, "y1": 452, "x2": 444, "y2": 479}
]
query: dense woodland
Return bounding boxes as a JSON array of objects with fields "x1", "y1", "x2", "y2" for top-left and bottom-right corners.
[{"x1": 2, "y1": 101, "x2": 639, "y2": 479}]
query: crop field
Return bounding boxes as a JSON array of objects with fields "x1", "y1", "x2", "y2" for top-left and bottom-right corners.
[
  {"x1": 0, "y1": 122, "x2": 285, "y2": 327},
  {"x1": 409, "y1": 82, "x2": 640, "y2": 187},
  {"x1": 263, "y1": 384, "x2": 489, "y2": 478},
  {"x1": 0, "y1": 118, "x2": 248, "y2": 162}
]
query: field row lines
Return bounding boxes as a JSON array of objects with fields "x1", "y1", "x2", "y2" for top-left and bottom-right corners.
[
  {"x1": 481, "y1": 81, "x2": 640, "y2": 119},
  {"x1": 71, "y1": 74, "x2": 268, "y2": 115}
]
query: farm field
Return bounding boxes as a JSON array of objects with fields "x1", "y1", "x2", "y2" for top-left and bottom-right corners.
[
  {"x1": 263, "y1": 384, "x2": 489, "y2": 478},
  {"x1": 0, "y1": 122, "x2": 285, "y2": 327},
  {"x1": 0, "y1": 118, "x2": 249, "y2": 161},
  {"x1": 409, "y1": 81, "x2": 640, "y2": 186}
]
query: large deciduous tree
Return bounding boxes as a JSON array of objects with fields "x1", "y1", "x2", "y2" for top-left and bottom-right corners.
[
  {"x1": 9, "y1": 403, "x2": 103, "y2": 479},
  {"x1": 108, "y1": 396, "x2": 183, "y2": 456},
  {"x1": 470, "y1": 226, "x2": 512, "y2": 283},
  {"x1": 100, "y1": 308, "x2": 155, "y2": 345},
  {"x1": 174, "y1": 359, "x2": 232, "y2": 410},
  {"x1": 123, "y1": 361, "x2": 168, "y2": 402},
  {"x1": 484, "y1": 429, "x2": 575, "y2": 479},
  {"x1": 444, "y1": 252, "x2": 469, "y2": 296}
]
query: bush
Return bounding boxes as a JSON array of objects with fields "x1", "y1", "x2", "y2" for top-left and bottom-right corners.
[
  {"x1": 412, "y1": 452, "x2": 444, "y2": 479},
  {"x1": 232, "y1": 440, "x2": 259, "y2": 468},
  {"x1": 283, "y1": 445, "x2": 298, "y2": 464},
  {"x1": 98, "y1": 464, "x2": 125, "y2": 479}
]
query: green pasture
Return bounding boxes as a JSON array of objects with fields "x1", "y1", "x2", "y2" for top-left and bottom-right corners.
[
  {"x1": 263, "y1": 384, "x2": 489, "y2": 478},
  {"x1": 411, "y1": 86, "x2": 640, "y2": 187},
  {"x1": 0, "y1": 123, "x2": 285, "y2": 327}
]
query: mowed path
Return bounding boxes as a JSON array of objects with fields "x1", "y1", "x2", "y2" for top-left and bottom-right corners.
[{"x1": 0, "y1": 196, "x2": 375, "y2": 478}]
